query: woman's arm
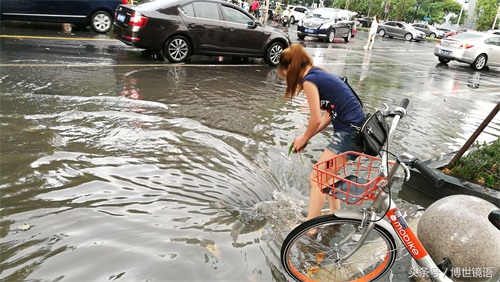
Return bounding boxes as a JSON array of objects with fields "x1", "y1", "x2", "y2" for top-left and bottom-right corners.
[
  {"x1": 292, "y1": 81, "x2": 322, "y2": 152},
  {"x1": 315, "y1": 110, "x2": 331, "y2": 135}
]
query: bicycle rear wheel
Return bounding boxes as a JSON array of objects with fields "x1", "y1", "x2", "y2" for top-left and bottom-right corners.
[{"x1": 281, "y1": 215, "x2": 398, "y2": 281}]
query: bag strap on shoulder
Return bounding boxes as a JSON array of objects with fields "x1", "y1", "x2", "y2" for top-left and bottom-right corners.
[{"x1": 341, "y1": 77, "x2": 364, "y2": 109}]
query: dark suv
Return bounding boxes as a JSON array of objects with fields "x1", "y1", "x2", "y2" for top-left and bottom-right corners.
[
  {"x1": 297, "y1": 8, "x2": 355, "y2": 43},
  {"x1": 0, "y1": 0, "x2": 127, "y2": 33}
]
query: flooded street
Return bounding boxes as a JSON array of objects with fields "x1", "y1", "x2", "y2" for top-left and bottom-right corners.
[{"x1": 1, "y1": 23, "x2": 499, "y2": 281}]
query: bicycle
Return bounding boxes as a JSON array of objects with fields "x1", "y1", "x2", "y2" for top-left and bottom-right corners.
[{"x1": 280, "y1": 98, "x2": 456, "y2": 282}]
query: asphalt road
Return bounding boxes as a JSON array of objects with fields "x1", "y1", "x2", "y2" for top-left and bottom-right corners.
[{"x1": 1, "y1": 20, "x2": 499, "y2": 282}]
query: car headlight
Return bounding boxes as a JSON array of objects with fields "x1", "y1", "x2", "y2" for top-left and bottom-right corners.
[{"x1": 298, "y1": 20, "x2": 303, "y2": 26}]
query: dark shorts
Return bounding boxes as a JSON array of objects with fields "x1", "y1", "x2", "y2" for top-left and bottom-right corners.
[{"x1": 326, "y1": 130, "x2": 362, "y2": 160}]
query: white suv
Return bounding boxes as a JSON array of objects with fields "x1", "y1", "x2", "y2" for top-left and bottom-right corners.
[{"x1": 288, "y1": 5, "x2": 310, "y2": 24}]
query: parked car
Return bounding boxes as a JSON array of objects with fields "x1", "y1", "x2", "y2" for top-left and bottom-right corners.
[
  {"x1": 377, "y1": 21, "x2": 426, "y2": 42},
  {"x1": 297, "y1": 8, "x2": 355, "y2": 43},
  {"x1": 412, "y1": 23, "x2": 445, "y2": 38},
  {"x1": 434, "y1": 31, "x2": 500, "y2": 70},
  {"x1": 288, "y1": 5, "x2": 309, "y2": 25},
  {"x1": 436, "y1": 27, "x2": 457, "y2": 38},
  {"x1": 0, "y1": 0, "x2": 126, "y2": 33},
  {"x1": 488, "y1": 29, "x2": 500, "y2": 35},
  {"x1": 357, "y1": 16, "x2": 372, "y2": 28},
  {"x1": 113, "y1": 0, "x2": 290, "y2": 66}
]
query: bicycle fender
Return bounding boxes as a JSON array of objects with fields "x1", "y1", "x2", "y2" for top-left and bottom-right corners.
[{"x1": 333, "y1": 210, "x2": 403, "y2": 258}]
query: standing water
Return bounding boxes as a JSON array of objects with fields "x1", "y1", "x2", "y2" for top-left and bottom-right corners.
[{"x1": 1, "y1": 46, "x2": 499, "y2": 281}]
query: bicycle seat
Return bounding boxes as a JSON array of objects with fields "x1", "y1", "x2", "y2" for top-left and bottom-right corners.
[{"x1": 488, "y1": 210, "x2": 500, "y2": 231}]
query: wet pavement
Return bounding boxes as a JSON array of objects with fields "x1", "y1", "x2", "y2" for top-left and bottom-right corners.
[{"x1": 1, "y1": 20, "x2": 499, "y2": 281}]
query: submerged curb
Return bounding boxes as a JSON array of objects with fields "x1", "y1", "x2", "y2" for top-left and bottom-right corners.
[{"x1": 401, "y1": 152, "x2": 500, "y2": 208}]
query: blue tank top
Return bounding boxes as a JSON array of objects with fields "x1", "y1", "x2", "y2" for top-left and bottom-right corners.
[{"x1": 303, "y1": 68, "x2": 365, "y2": 132}]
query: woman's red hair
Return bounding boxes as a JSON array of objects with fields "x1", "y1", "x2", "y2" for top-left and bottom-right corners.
[{"x1": 278, "y1": 44, "x2": 313, "y2": 100}]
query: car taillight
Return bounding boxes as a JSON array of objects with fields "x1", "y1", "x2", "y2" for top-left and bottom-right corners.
[
  {"x1": 121, "y1": 0, "x2": 128, "y2": 4},
  {"x1": 437, "y1": 39, "x2": 441, "y2": 45},
  {"x1": 129, "y1": 14, "x2": 148, "y2": 27},
  {"x1": 458, "y1": 44, "x2": 474, "y2": 49}
]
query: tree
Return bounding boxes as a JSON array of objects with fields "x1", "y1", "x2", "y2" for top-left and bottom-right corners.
[
  {"x1": 449, "y1": 11, "x2": 468, "y2": 25},
  {"x1": 475, "y1": 0, "x2": 499, "y2": 30}
]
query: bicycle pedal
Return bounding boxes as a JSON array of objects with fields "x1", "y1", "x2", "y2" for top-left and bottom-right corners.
[{"x1": 322, "y1": 187, "x2": 333, "y2": 195}]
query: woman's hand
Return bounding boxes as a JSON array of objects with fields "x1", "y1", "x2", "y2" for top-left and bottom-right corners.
[{"x1": 292, "y1": 135, "x2": 308, "y2": 152}]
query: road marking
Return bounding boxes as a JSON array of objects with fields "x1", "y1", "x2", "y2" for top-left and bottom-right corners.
[
  {"x1": 0, "y1": 34, "x2": 117, "y2": 41},
  {"x1": 0, "y1": 63, "x2": 265, "y2": 67}
]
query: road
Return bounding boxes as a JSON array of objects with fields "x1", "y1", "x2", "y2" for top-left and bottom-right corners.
[{"x1": 1, "y1": 21, "x2": 499, "y2": 282}]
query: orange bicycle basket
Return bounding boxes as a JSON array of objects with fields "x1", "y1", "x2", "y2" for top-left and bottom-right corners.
[{"x1": 313, "y1": 151, "x2": 388, "y2": 205}]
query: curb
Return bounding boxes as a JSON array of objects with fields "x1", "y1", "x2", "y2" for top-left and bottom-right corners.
[{"x1": 400, "y1": 153, "x2": 500, "y2": 208}]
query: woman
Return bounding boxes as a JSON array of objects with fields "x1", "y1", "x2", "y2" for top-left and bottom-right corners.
[
  {"x1": 278, "y1": 44, "x2": 365, "y2": 220},
  {"x1": 364, "y1": 15, "x2": 380, "y2": 50}
]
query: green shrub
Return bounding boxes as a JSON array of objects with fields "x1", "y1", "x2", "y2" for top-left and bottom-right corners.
[{"x1": 448, "y1": 139, "x2": 500, "y2": 190}]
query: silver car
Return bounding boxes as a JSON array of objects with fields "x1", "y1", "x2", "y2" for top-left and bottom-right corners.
[
  {"x1": 377, "y1": 21, "x2": 426, "y2": 42},
  {"x1": 412, "y1": 23, "x2": 445, "y2": 38},
  {"x1": 434, "y1": 32, "x2": 500, "y2": 70}
]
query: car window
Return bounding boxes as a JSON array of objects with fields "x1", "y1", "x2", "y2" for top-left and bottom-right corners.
[
  {"x1": 387, "y1": 22, "x2": 395, "y2": 26},
  {"x1": 310, "y1": 8, "x2": 339, "y2": 20},
  {"x1": 222, "y1": 5, "x2": 252, "y2": 24},
  {"x1": 180, "y1": 3, "x2": 195, "y2": 17},
  {"x1": 192, "y1": 2, "x2": 220, "y2": 20},
  {"x1": 485, "y1": 36, "x2": 500, "y2": 46},
  {"x1": 141, "y1": 0, "x2": 177, "y2": 10},
  {"x1": 453, "y1": 32, "x2": 483, "y2": 40},
  {"x1": 340, "y1": 11, "x2": 349, "y2": 20}
]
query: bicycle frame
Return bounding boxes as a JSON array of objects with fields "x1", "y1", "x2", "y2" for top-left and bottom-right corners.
[{"x1": 331, "y1": 103, "x2": 454, "y2": 281}]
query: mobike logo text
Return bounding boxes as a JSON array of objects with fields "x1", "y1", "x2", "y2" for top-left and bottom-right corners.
[{"x1": 388, "y1": 209, "x2": 427, "y2": 260}]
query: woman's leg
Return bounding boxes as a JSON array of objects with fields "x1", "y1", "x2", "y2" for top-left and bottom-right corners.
[
  {"x1": 364, "y1": 34, "x2": 373, "y2": 49},
  {"x1": 307, "y1": 148, "x2": 345, "y2": 220},
  {"x1": 369, "y1": 34, "x2": 376, "y2": 48}
]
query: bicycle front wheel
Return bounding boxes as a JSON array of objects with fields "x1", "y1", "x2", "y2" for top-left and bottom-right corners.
[{"x1": 281, "y1": 215, "x2": 398, "y2": 281}]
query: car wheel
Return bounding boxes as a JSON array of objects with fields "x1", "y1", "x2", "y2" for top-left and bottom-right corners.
[
  {"x1": 378, "y1": 29, "x2": 385, "y2": 37},
  {"x1": 298, "y1": 34, "x2": 305, "y2": 40},
  {"x1": 327, "y1": 29, "x2": 335, "y2": 43},
  {"x1": 438, "y1": 57, "x2": 450, "y2": 64},
  {"x1": 429, "y1": 33, "x2": 436, "y2": 38},
  {"x1": 290, "y1": 16, "x2": 295, "y2": 24},
  {"x1": 264, "y1": 42, "x2": 284, "y2": 66},
  {"x1": 90, "y1": 11, "x2": 112, "y2": 33},
  {"x1": 405, "y1": 33, "x2": 413, "y2": 41},
  {"x1": 344, "y1": 30, "x2": 352, "y2": 42},
  {"x1": 163, "y1": 36, "x2": 191, "y2": 63},
  {"x1": 471, "y1": 54, "x2": 487, "y2": 70}
]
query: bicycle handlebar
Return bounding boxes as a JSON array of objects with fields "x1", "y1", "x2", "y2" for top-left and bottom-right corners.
[
  {"x1": 399, "y1": 98, "x2": 409, "y2": 109},
  {"x1": 413, "y1": 160, "x2": 445, "y2": 188},
  {"x1": 383, "y1": 99, "x2": 445, "y2": 189}
]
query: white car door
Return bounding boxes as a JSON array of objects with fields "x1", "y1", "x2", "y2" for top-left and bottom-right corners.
[{"x1": 485, "y1": 36, "x2": 500, "y2": 66}]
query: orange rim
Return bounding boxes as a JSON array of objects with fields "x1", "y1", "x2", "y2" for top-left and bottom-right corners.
[
  {"x1": 287, "y1": 247, "x2": 391, "y2": 282},
  {"x1": 351, "y1": 248, "x2": 391, "y2": 281}
]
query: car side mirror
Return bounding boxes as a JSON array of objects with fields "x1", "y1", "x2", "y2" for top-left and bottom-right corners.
[{"x1": 247, "y1": 20, "x2": 258, "y2": 28}]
